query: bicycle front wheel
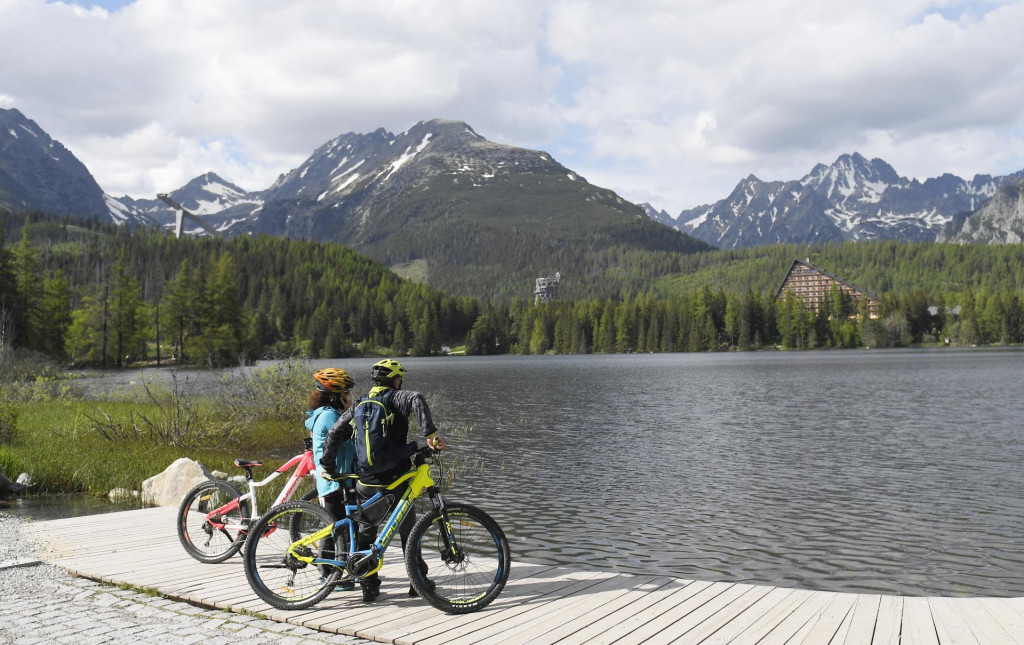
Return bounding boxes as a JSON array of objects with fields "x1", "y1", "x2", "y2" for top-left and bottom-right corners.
[
  {"x1": 243, "y1": 500, "x2": 339, "y2": 610},
  {"x1": 177, "y1": 479, "x2": 250, "y2": 563},
  {"x1": 406, "y1": 502, "x2": 511, "y2": 614}
]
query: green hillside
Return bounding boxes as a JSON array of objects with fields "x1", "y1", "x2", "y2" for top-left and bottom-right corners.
[
  {"x1": 4, "y1": 210, "x2": 1024, "y2": 367},
  {"x1": 654, "y1": 241, "x2": 1024, "y2": 297},
  {"x1": 345, "y1": 173, "x2": 712, "y2": 301}
]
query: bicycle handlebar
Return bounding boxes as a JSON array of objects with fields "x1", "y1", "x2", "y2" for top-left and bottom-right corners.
[
  {"x1": 413, "y1": 445, "x2": 436, "y2": 466},
  {"x1": 322, "y1": 445, "x2": 439, "y2": 480}
]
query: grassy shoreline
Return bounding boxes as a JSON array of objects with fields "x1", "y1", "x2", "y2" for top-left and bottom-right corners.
[{"x1": 1, "y1": 358, "x2": 316, "y2": 498}]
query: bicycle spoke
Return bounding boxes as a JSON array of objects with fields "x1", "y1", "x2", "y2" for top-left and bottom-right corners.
[
  {"x1": 408, "y1": 503, "x2": 510, "y2": 613},
  {"x1": 244, "y1": 501, "x2": 341, "y2": 609}
]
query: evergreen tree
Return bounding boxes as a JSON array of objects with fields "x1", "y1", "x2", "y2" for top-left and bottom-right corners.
[
  {"x1": 37, "y1": 271, "x2": 72, "y2": 358},
  {"x1": 0, "y1": 228, "x2": 21, "y2": 351},
  {"x1": 13, "y1": 224, "x2": 38, "y2": 349},
  {"x1": 110, "y1": 249, "x2": 143, "y2": 366}
]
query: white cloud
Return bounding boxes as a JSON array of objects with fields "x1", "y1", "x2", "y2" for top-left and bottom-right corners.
[{"x1": 1, "y1": 0, "x2": 1022, "y2": 214}]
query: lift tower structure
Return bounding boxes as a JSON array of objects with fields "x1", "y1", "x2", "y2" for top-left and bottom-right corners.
[{"x1": 157, "y1": 194, "x2": 222, "y2": 239}]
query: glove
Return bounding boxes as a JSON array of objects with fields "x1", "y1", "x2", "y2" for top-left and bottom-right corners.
[{"x1": 322, "y1": 468, "x2": 341, "y2": 482}]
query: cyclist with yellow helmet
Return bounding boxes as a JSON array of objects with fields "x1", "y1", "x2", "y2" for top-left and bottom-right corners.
[
  {"x1": 305, "y1": 368, "x2": 357, "y2": 590},
  {"x1": 320, "y1": 358, "x2": 445, "y2": 602}
]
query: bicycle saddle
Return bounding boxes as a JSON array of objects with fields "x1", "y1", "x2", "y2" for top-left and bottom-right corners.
[{"x1": 233, "y1": 459, "x2": 263, "y2": 469}]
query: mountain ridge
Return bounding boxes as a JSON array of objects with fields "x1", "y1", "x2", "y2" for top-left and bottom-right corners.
[
  {"x1": 647, "y1": 152, "x2": 1023, "y2": 248},
  {"x1": 0, "y1": 107, "x2": 111, "y2": 219}
]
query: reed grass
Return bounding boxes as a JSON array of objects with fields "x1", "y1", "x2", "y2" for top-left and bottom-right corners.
[
  {"x1": 1, "y1": 399, "x2": 310, "y2": 496},
  {"x1": 0, "y1": 356, "x2": 315, "y2": 499}
]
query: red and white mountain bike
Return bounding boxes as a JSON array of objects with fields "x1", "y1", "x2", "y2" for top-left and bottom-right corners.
[{"x1": 176, "y1": 437, "x2": 320, "y2": 563}]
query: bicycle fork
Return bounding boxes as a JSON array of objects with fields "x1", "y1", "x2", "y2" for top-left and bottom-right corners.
[{"x1": 427, "y1": 488, "x2": 465, "y2": 566}]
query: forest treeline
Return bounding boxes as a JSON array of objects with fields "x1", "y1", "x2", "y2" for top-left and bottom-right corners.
[{"x1": 2, "y1": 210, "x2": 1024, "y2": 367}]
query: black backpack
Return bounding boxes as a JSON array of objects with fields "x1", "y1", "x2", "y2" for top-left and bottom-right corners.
[{"x1": 350, "y1": 389, "x2": 401, "y2": 474}]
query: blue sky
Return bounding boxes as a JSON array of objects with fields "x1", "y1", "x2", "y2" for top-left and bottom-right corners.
[{"x1": 2, "y1": 0, "x2": 1023, "y2": 215}]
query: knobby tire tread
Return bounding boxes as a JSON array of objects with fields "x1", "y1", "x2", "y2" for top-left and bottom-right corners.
[
  {"x1": 176, "y1": 479, "x2": 250, "y2": 564},
  {"x1": 242, "y1": 500, "x2": 339, "y2": 610},
  {"x1": 406, "y1": 502, "x2": 511, "y2": 614}
]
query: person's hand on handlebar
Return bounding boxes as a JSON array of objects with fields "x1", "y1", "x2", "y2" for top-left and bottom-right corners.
[{"x1": 427, "y1": 433, "x2": 445, "y2": 451}]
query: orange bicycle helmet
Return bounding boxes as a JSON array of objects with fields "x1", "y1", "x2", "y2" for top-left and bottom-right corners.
[{"x1": 313, "y1": 368, "x2": 354, "y2": 393}]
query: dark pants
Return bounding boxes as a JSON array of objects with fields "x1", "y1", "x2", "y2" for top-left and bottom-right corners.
[
  {"x1": 320, "y1": 490, "x2": 350, "y2": 578},
  {"x1": 355, "y1": 478, "x2": 427, "y2": 582}
]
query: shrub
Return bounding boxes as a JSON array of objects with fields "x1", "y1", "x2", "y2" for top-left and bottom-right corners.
[
  {"x1": 84, "y1": 374, "x2": 237, "y2": 449},
  {"x1": 216, "y1": 356, "x2": 312, "y2": 423}
]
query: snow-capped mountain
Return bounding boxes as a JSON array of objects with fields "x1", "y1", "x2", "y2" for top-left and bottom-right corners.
[
  {"x1": 244, "y1": 119, "x2": 616, "y2": 241},
  {"x1": 661, "y1": 153, "x2": 1015, "y2": 248},
  {"x1": 101, "y1": 118, "x2": 706, "y2": 298},
  {"x1": 0, "y1": 107, "x2": 111, "y2": 220},
  {"x1": 940, "y1": 177, "x2": 1024, "y2": 244},
  {"x1": 114, "y1": 172, "x2": 263, "y2": 235}
]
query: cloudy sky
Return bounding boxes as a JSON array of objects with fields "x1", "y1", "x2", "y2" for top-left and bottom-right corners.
[{"x1": 2, "y1": 0, "x2": 1023, "y2": 215}]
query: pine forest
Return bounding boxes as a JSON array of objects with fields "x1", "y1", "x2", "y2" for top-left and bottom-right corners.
[{"x1": 3, "y1": 210, "x2": 1024, "y2": 368}]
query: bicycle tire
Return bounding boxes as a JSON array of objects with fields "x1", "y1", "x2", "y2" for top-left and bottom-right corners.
[
  {"x1": 243, "y1": 500, "x2": 340, "y2": 610},
  {"x1": 289, "y1": 489, "x2": 323, "y2": 543},
  {"x1": 176, "y1": 479, "x2": 251, "y2": 564},
  {"x1": 406, "y1": 502, "x2": 511, "y2": 614}
]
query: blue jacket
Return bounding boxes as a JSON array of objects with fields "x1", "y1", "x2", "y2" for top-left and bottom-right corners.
[{"x1": 305, "y1": 406, "x2": 356, "y2": 498}]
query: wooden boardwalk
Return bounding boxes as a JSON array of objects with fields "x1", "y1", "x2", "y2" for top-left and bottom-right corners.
[{"x1": 18, "y1": 506, "x2": 1024, "y2": 644}]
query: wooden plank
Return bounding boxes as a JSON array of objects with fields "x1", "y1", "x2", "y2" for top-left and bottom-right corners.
[
  {"x1": 611, "y1": 581, "x2": 737, "y2": 645},
  {"x1": 901, "y1": 597, "x2": 939, "y2": 645},
  {"x1": 834, "y1": 594, "x2": 880, "y2": 645},
  {"x1": 526, "y1": 577, "x2": 681, "y2": 645},
  {"x1": 20, "y1": 508, "x2": 1024, "y2": 645},
  {"x1": 714, "y1": 588, "x2": 817, "y2": 643},
  {"x1": 699, "y1": 587, "x2": 803, "y2": 645},
  {"x1": 927, "y1": 596, "x2": 980, "y2": 645},
  {"x1": 798, "y1": 592, "x2": 858, "y2": 645},
  {"x1": 675, "y1": 583, "x2": 776, "y2": 643},
  {"x1": 955, "y1": 598, "x2": 1024, "y2": 645},
  {"x1": 480, "y1": 575, "x2": 666, "y2": 645},
  {"x1": 574, "y1": 580, "x2": 713, "y2": 645},
  {"x1": 989, "y1": 598, "x2": 1024, "y2": 640},
  {"x1": 380, "y1": 564, "x2": 566, "y2": 644},
  {"x1": 385, "y1": 568, "x2": 615, "y2": 644},
  {"x1": 755, "y1": 590, "x2": 836, "y2": 644},
  {"x1": 419, "y1": 571, "x2": 652, "y2": 645},
  {"x1": 872, "y1": 595, "x2": 903, "y2": 645}
]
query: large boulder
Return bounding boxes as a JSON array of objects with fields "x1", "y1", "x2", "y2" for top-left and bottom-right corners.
[{"x1": 141, "y1": 458, "x2": 214, "y2": 507}]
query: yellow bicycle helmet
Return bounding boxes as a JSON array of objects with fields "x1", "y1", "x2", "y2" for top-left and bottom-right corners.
[
  {"x1": 313, "y1": 368, "x2": 354, "y2": 393},
  {"x1": 371, "y1": 359, "x2": 406, "y2": 384}
]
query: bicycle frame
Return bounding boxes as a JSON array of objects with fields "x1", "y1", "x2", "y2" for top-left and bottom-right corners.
[
  {"x1": 202, "y1": 446, "x2": 317, "y2": 532},
  {"x1": 288, "y1": 454, "x2": 458, "y2": 577}
]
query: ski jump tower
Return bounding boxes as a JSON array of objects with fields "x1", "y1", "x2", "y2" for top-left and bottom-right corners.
[
  {"x1": 534, "y1": 272, "x2": 560, "y2": 304},
  {"x1": 157, "y1": 194, "x2": 221, "y2": 239}
]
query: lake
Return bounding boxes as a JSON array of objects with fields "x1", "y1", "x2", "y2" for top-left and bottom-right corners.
[{"x1": 13, "y1": 348, "x2": 1024, "y2": 597}]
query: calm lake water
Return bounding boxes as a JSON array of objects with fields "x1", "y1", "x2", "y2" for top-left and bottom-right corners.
[{"x1": 12, "y1": 348, "x2": 1024, "y2": 597}]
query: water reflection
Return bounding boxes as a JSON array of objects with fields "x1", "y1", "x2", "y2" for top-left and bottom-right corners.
[
  {"x1": 5, "y1": 494, "x2": 140, "y2": 521},
  {"x1": 23, "y1": 348, "x2": 1024, "y2": 597}
]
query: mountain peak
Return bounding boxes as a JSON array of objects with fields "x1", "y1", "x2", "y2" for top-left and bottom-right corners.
[
  {"x1": 0, "y1": 107, "x2": 110, "y2": 219},
  {"x1": 662, "y1": 152, "x2": 1019, "y2": 248}
]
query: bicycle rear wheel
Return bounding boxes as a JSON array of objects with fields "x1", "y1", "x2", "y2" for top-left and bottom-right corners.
[
  {"x1": 406, "y1": 502, "x2": 511, "y2": 614},
  {"x1": 177, "y1": 479, "x2": 250, "y2": 563},
  {"x1": 243, "y1": 500, "x2": 340, "y2": 610}
]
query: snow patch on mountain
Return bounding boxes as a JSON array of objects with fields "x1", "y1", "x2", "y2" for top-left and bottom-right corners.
[{"x1": 383, "y1": 133, "x2": 432, "y2": 182}]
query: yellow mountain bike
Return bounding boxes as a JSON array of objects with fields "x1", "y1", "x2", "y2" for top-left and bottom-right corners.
[{"x1": 242, "y1": 446, "x2": 511, "y2": 614}]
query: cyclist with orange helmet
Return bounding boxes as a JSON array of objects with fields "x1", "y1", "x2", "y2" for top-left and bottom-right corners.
[
  {"x1": 305, "y1": 367, "x2": 357, "y2": 589},
  {"x1": 320, "y1": 359, "x2": 445, "y2": 602}
]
